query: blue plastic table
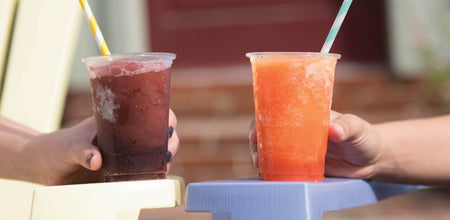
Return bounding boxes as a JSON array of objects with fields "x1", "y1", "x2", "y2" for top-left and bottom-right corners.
[{"x1": 185, "y1": 176, "x2": 421, "y2": 220}]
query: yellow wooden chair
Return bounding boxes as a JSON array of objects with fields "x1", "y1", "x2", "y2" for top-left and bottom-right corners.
[
  {"x1": 0, "y1": 0, "x2": 79, "y2": 219},
  {"x1": 0, "y1": 0, "x2": 78, "y2": 132},
  {"x1": 0, "y1": 0, "x2": 184, "y2": 219}
]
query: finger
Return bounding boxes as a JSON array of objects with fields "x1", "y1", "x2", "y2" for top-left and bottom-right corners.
[
  {"x1": 169, "y1": 109, "x2": 177, "y2": 128},
  {"x1": 167, "y1": 109, "x2": 178, "y2": 172},
  {"x1": 249, "y1": 121, "x2": 257, "y2": 145},
  {"x1": 79, "y1": 148, "x2": 102, "y2": 171},
  {"x1": 325, "y1": 153, "x2": 373, "y2": 179},
  {"x1": 168, "y1": 130, "x2": 179, "y2": 157},
  {"x1": 327, "y1": 114, "x2": 361, "y2": 157},
  {"x1": 62, "y1": 135, "x2": 102, "y2": 171},
  {"x1": 166, "y1": 130, "x2": 179, "y2": 173},
  {"x1": 248, "y1": 120, "x2": 258, "y2": 167},
  {"x1": 72, "y1": 117, "x2": 97, "y2": 140},
  {"x1": 252, "y1": 151, "x2": 259, "y2": 168},
  {"x1": 166, "y1": 162, "x2": 172, "y2": 173},
  {"x1": 330, "y1": 114, "x2": 367, "y2": 143},
  {"x1": 327, "y1": 114, "x2": 375, "y2": 165},
  {"x1": 168, "y1": 126, "x2": 174, "y2": 138},
  {"x1": 325, "y1": 154, "x2": 357, "y2": 178},
  {"x1": 65, "y1": 117, "x2": 102, "y2": 171},
  {"x1": 328, "y1": 122, "x2": 345, "y2": 143},
  {"x1": 330, "y1": 110, "x2": 342, "y2": 121}
]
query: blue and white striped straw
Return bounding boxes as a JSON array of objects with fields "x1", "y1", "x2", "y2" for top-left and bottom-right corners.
[{"x1": 320, "y1": 0, "x2": 353, "y2": 53}]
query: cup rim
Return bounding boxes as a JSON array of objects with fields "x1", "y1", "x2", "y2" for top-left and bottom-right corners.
[
  {"x1": 82, "y1": 52, "x2": 176, "y2": 63},
  {"x1": 245, "y1": 52, "x2": 341, "y2": 59}
]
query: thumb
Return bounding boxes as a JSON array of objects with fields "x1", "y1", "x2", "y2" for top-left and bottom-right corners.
[
  {"x1": 74, "y1": 147, "x2": 102, "y2": 171},
  {"x1": 68, "y1": 117, "x2": 102, "y2": 171},
  {"x1": 327, "y1": 113, "x2": 377, "y2": 166},
  {"x1": 72, "y1": 117, "x2": 97, "y2": 141},
  {"x1": 329, "y1": 113, "x2": 368, "y2": 144}
]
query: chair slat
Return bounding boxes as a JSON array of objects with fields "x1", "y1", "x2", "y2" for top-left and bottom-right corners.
[
  {"x1": 0, "y1": 0, "x2": 17, "y2": 90},
  {"x1": 0, "y1": 0, "x2": 81, "y2": 132}
]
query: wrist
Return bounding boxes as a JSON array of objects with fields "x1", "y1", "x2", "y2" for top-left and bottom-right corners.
[
  {"x1": 0, "y1": 117, "x2": 44, "y2": 183},
  {"x1": 12, "y1": 134, "x2": 45, "y2": 184},
  {"x1": 370, "y1": 123, "x2": 400, "y2": 182}
]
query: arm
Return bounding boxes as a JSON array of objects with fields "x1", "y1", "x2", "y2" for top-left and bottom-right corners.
[
  {"x1": 327, "y1": 113, "x2": 450, "y2": 185},
  {"x1": 374, "y1": 114, "x2": 450, "y2": 184},
  {"x1": 0, "y1": 116, "x2": 41, "y2": 181},
  {"x1": 0, "y1": 116, "x2": 102, "y2": 185},
  {"x1": 1, "y1": 109, "x2": 179, "y2": 185}
]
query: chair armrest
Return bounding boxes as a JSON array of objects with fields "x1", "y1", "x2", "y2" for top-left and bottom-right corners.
[{"x1": 30, "y1": 176, "x2": 184, "y2": 220}]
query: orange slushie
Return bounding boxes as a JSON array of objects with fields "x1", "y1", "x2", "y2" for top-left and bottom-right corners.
[{"x1": 247, "y1": 52, "x2": 340, "y2": 182}]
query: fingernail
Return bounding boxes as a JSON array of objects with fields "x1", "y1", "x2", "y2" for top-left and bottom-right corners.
[
  {"x1": 333, "y1": 123, "x2": 345, "y2": 140},
  {"x1": 86, "y1": 153, "x2": 94, "y2": 168},
  {"x1": 330, "y1": 123, "x2": 345, "y2": 142},
  {"x1": 167, "y1": 151, "x2": 172, "y2": 163},
  {"x1": 168, "y1": 126, "x2": 174, "y2": 138}
]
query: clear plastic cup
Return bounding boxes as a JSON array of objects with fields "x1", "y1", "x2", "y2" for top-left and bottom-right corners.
[
  {"x1": 83, "y1": 52, "x2": 176, "y2": 182},
  {"x1": 247, "y1": 52, "x2": 340, "y2": 182}
]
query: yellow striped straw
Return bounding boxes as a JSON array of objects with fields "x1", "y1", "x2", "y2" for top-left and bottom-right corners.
[{"x1": 78, "y1": 0, "x2": 110, "y2": 55}]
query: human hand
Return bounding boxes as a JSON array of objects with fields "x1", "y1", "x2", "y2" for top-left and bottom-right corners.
[
  {"x1": 249, "y1": 120, "x2": 258, "y2": 168},
  {"x1": 248, "y1": 111, "x2": 383, "y2": 180},
  {"x1": 325, "y1": 111, "x2": 382, "y2": 179},
  {"x1": 18, "y1": 117, "x2": 102, "y2": 185},
  {"x1": 167, "y1": 109, "x2": 179, "y2": 172},
  {"x1": 19, "y1": 109, "x2": 179, "y2": 186}
]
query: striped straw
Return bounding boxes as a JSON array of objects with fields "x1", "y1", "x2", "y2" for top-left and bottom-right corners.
[
  {"x1": 320, "y1": 0, "x2": 353, "y2": 53},
  {"x1": 78, "y1": 0, "x2": 111, "y2": 55}
]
